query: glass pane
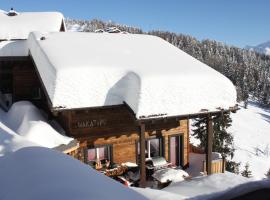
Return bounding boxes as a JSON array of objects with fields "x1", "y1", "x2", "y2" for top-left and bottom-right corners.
[
  {"x1": 149, "y1": 138, "x2": 160, "y2": 157},
  {"x1": 170, "y1": 136, "x2": 176, "y2": 165},
  {"x1": 88, "y1": 148, "x2": 96, "y2": 161},
  {"x1": 97, "y1": 147, "x2": 109, "y2": 161}
]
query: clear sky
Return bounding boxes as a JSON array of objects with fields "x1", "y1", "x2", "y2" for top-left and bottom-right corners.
[{"x1": 0, "y1": 0, "x2": 269, "y2": 48}]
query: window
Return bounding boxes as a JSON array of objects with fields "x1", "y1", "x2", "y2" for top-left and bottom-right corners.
[
  {"x1": 169, "y1": 135, "x2": 183, "y2": 167},
  {"x1": 137, "y1": 138, "x2": 162, "y2": 159},
  {"x1": 87, "y1": 145, "x2": 112, "y2": 165}
]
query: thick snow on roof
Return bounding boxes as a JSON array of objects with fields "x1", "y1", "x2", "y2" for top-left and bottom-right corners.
[
  {"x1": 2, "y1": 101, "x2": 73, "y2": 148},
  {"x1": 0, "y1": 40, "x2": 28, "y2": 56},
  {"x1": 0, "y1": 12, "x2": 64, "y2": 40},
  {"x1": 0, "y1": 147, "x2": 147, "y2": 200},
  {"x1": 29, "y1": 32, "x2": 236, "y2": 118}
]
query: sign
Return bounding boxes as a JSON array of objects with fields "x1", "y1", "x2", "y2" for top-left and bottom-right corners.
[{"x1": 76, "y1": 119, "x2": 107, "y2": 129}]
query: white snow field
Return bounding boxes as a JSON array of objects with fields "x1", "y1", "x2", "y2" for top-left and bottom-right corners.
[
  {"x1": 0, "y1": 12, "x2": 64, "y2": 40},
  {"x1": 0, "y1": 101, "x2": 73, "y2": 154},
  {"x1": 28, "y1": 31, "x2": 236, "y2": 119},
  {"x1": 0, "y1": 146, "x2": 147, "y2": 200},
  {"x1": 229, "y1": 101, "x2": 270, "y2": 179}
]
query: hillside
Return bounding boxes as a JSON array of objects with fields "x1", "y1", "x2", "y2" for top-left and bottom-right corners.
[
  {"x1": 229, "y1": 101, "x2": 270, "y2": 179},
  {"x1": 65, "y1": 18, "x2": 270, "y2": 107}
]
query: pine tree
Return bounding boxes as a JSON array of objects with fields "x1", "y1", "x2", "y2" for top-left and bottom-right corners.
[
  {"x1": 192, "y1": 113, "x2": 234, "y2": 159},
  {"x1": 265, "y1": 168, "x2": 270, "y2": 178},
  {"x1": 226, "y1": 161, "x2": 240, "y2": 174},
  {"x1": 192, "y1": 117, "x2": 208, "y2": 149},
  {"x1": 212, "y1": 113, "x2": 234, "y2": 158},
  {"x1": 241, "y1": 163, "x2": 252, "y2": 178}
]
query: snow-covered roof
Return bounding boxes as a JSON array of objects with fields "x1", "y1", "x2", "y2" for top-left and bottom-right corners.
[
  {"x1": 0, "y1": 12, "x2": 64, "y2": 40},
  {"x1": 28, "y1": 31, "x2": 237, "y2": 119},
  {"x1": 0, "y1": 40, "x2": 29, "y2": 57}
]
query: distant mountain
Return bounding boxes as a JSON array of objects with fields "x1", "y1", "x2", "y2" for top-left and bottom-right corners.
[{"x1": 246, "y1": 41, "x2": 270, "y2": 56}]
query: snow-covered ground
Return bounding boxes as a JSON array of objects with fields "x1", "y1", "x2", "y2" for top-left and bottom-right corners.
[
  {"x1": 0, "y1": 101, "x2": 73, "y2": 155},
  {"x1": 229, "y1": 101, "x2": 270, "y2": 179},
  {"x1": 134, "y1": 172, "x2": 270, "y2": 200}
]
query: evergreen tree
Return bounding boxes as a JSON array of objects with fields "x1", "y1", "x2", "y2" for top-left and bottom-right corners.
[
  {"x1": 265, "y1": 168, "x2": 270, "y2": 178},
  {"x1": 192, "y1": 113, "x2": 234, "y2": 159},
  {"x1": 226, "y1": 161, "x2": 240, "y2": 174},
  {"x1": 241, "y1": 163, "x2": 252, "y2": 178}
]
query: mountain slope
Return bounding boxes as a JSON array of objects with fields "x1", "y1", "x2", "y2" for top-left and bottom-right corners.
[
  {"x1": 246, "y1": 41, "x2": 270, "y2": 56},
  {"x1": 229, "y1": 100, "x2": 270, "y2": 179}
]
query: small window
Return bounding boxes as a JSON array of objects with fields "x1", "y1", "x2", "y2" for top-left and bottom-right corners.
[
  {"x1": 137, "y1": 138, "x2": 162, "y2": 159},
  {"x1": 87, "y1": 145, "x2": 112, "y2": 168}
]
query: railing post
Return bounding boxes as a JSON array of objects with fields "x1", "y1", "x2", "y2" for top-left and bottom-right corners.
[
  {"x1": 206, "y1": 115, "x2": 213, "y2": 175},
  {"x1": 139, "y1": 122, "x2": 146, "y2": 188}
]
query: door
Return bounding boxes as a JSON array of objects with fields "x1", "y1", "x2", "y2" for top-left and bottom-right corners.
[{"x1": 169, "y1": 135, "x2": 183, "y2": 166}]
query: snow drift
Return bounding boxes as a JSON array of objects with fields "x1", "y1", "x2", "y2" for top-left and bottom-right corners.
[
  {"x1": 0, "y1": 147, "x2": 147, "y2": 200},
  {"x1": 3, "y1": 101, "x2": 72, "y2": 148},
  {"x1": 28, "y1": 31, "x2": 237, "y2": 118}
]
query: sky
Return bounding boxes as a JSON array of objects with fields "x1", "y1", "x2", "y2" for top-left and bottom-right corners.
[{"x1": 0, "y1": 0, "x2": 269, "y2": 48}]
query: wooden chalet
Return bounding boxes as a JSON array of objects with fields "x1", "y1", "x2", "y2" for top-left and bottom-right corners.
[{"x1": 0, "y1": 11, "x2": 238, "y2": 188}]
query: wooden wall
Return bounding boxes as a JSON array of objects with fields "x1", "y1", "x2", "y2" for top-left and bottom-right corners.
[{"x1": 57, "y1": 107, "x2": 190, "y2": 167}]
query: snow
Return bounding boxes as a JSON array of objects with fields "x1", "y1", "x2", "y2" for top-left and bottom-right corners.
[
  {"x1": 133, "y1": 187, "x2": 188, "y2": 200},
  {"x1": 0, "y1": 12, "x2": 64, "y2": 40},
  {"x1": 0, "y1": 101, "x2": 73, "y2": 149},
  {"x1": 229, "y1": 100, "x2": 270, "y2": 179},
  {"x1": 265, "y1": 47, "x2": 270, "y2": 56},
  {"x1": 135, "y1": 173, "x2": 269, "y2": 200},
  {"x1": 28, "y1": 31, "x2": 236, "y2": 118},
  {"x1": 152, "y1": 168, "x2": 189, "y2": 183},
  {"x1": 0, "y1": 40, "x2": 29, "y2": 56},
  {"x1": 163, "y1": 172, "x2": 249, "y2": 199},
  {"x1": 0, "y1": 147, "x2": 147, "y2": 200}
]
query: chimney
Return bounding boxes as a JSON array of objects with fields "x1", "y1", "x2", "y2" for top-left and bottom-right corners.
[{"x1": 7, "y1": 7, "x2": 18, "y2": 16}]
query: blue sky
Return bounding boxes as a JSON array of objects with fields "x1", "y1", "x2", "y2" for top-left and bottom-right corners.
[{"x1": 1, "y1": 0, "x2": 269, "y2": 48}]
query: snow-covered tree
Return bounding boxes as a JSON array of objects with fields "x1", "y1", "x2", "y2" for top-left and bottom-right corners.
[
  {"x1": 241, "y1": 163, "x2": 252, "y2": 178},
  {"x1": 265, "y1": 168, "x2": 270, "y2": 178},
  {"x1": 192, "y1": 113, "x2": 234, "y2": 159},
  {"x1": 226, "y1": 161, "x2": 240, "y2": 174}
]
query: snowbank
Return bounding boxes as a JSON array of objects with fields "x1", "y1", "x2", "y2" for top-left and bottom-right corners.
[
  {"x1": 0, "y1": 40, "x2": 29, "y2": 56},
  {"x1": 3, "y1": 101, "x2": 73, "y2": 148},
  {"x1": 0, "y1": 119, "x2": 37, "y2": 156},
  {"x1": 0, "y1": 147, "x2": 147, "y2": 200},
  {"x1": 152, "y1": 168, "x2": 189, "y2": 183},
  {"x1": 28, "y1": 31, "x2": 236, "y2": 119},
  {"x1": 0, "y1": 12, "x2": 64, "y2": 40},
  {"x1": 135, "y1": 172, "x2": 270, "y2": 200},
  {"x1": 163, "y1": 172, "x2": 249, "y2": 198}
]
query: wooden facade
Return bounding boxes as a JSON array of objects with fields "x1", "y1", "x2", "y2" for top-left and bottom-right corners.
[{"x1": 55, "y1": 106, "x2": 190, "y2": 167}]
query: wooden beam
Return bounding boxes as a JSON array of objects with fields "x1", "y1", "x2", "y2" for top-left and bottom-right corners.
[
  {"x1": 206, "y1": 115, "x2": 213, "y2": 175},
  {"x1": 139, "y1": 123, "x2": 146, "y2": 188}
]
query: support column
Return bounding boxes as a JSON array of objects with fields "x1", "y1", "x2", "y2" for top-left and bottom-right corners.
[
  {"x1": 139, "y1": 123, "x2": 146, "y2": 188},
  {"x1": 206, "y1": 115, "x2": 213, "y2": 175}
]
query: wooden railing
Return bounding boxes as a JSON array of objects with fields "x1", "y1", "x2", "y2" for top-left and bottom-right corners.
[{"x1": 203, "y1": 158, "x2": 226, "y2": 174}]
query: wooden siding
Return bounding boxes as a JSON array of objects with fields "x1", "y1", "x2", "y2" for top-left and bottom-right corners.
[{"x1": 57, "y1": 107, "x2": 189, "y2": 167}]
